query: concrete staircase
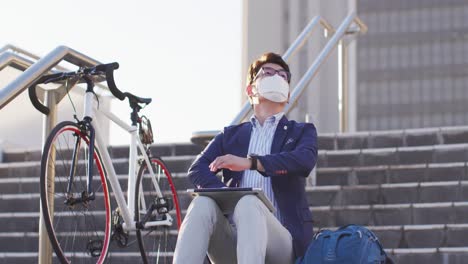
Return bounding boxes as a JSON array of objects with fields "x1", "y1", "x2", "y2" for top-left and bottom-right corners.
[{"x1": 1, "y1": 126, "x2": 468, "y2": 263}]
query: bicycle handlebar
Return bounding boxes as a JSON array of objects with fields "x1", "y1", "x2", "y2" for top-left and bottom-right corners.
[{"x1": 28, "y1": 62, "x2": 122, "y2": 115}]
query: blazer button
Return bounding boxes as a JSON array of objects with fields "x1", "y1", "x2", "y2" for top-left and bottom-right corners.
[{"x1": 284, "y1": 126, "x2": 287, "y2": 130}]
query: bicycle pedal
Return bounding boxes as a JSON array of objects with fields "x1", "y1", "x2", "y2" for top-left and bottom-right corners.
[{"x1": 87, "y1": 239, "x2": 103, "y2": 257}]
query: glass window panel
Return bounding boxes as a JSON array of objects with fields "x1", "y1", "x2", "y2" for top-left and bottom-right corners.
[
  {"x1": 389, "y1": 46, "x2": 399, "y2": 68},
  {"x1": 378, "y1": 47, "x2": 388, "y2": 69},
  {"x1": 433, "y1": 80, "x2": 443, "y2": 102},
  {"x1": 453, "y1": 6, "x2": 463, "y2": 28},
  {"x1": 443, "y1": 113, "x2": 453, "y2": 126},
  {"x1": 400, "y1": 45, "x2": 409, "y2": 68},
  {"x1": 454, "y1": 41, "x2": 464, "y2": 64},
  {"x1": 442, "y1": 78, "x2": 453, "y2": 101},
  {"x1": 455, "y1": 113, "x2": 464, "y2": 124},
  {"x1": 389, "y1": 81, "x2": 399, "y2": 104},
  {"x1": 442, "y1": 42, "x2": 452, "y2": 65},
  {"x1": 420, "y1": 80, "x2": 430, "y2": 103},
  {"x1": 389, "y1": 11, "x2": 399, "y2": 33},
  {"x1": 401, "y1": 81, "x2": 410, "y2": 104},
  {"x1": 464, "y1": 6, "x2": 468, "y2": 27},
  {"x1": 421, "y1": 43, "x2": 431, "y2": 66},
  {"x1": 379, "y1": 11, "x2": 387, "y2": 33},
  {"x1": 411, "y1": 80, "x2": 420, "y2": 103},
  {"x1": 441, "y1": 8, "x2": 452, "y2": 31}
]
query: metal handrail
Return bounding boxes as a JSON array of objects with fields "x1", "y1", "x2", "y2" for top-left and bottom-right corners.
[
  {"x1": 0, "y1": 45, "x2": 112, "y2": 110},
  {"x1": 1, "y1": 44, "x2": 112, "y2": 94},
  {"x1": 283, "y1": 16, "x2": 335, "y2": 61},
  {"x1": 191, "y1": 12, "x2": 367, "y2": 145},
  {"x1": 0, "y1": 52, "x2": 36, "y2": 71},
  {"x1": 0, "y1": 44, "x2": 68, "y2": 72}
]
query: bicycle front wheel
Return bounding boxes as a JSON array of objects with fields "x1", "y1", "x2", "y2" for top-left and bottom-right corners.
[
  {"x1": 40, "y1": 121, "x2": 112, "y2": 264},
  {"x1": 135, "y1": 157, "x2": 182, "y2": 264}
]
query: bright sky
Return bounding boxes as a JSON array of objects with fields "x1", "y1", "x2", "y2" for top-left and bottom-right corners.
[{"x1": 1, "y1": 0, "x2": 242, "y2": 144}]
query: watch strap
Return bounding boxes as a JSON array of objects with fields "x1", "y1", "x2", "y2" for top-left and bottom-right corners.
[{"x1": 248, "y1": 155, "x2": 258, "y2": 170}]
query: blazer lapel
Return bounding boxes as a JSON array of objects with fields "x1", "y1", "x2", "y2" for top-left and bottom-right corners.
[
  {"x1": 271, "y1": 116, "x2": 289, "y2": 154},
  {"x1": 237, "y1": 122, "x2": 252, "y2": 157}
]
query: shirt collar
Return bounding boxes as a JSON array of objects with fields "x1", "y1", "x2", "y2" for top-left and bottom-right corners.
[{"x1": 250, "y1": 112, "x2": 284, "y2": 128}]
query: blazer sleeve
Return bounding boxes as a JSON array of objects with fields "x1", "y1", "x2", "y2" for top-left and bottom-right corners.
[
  {"x1": 188, "y1": 132, "x2": 226, "y2": 188},
  {"x1": 257, "y1": 123, "x2": 318, "y2": 178}
]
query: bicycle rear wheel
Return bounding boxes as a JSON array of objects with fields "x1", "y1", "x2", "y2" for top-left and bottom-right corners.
[
  {"x1": 40, "y1": 121, "x2": 111, "y2": 264},
  {"x1": 135, "y1": 157, "x2": 181, "y2": 264}
]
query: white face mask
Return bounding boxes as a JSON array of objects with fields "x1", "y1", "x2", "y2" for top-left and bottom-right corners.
[{"x1": 253, "y1": 74, "x2": 289, "y2": 103}]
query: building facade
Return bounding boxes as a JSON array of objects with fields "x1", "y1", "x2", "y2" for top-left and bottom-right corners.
[{"x1": 356, "y1": 0, "x2": 468, "y2": 130}]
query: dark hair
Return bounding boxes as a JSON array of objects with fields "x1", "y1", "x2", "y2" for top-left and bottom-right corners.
[{"x1": 246, "y1": 52, "x2": 291, "y2": 86}]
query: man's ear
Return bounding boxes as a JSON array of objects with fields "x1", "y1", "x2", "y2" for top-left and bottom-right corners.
[
  {"x1": 246, "y1": 84, "x2": 254, "y2": 97},
  {"x1": 246, "y1": 83, "x2": 259, "y2": 105}
]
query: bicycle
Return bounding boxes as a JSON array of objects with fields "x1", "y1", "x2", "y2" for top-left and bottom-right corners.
[{"x1": 29, "y1": 63, "x2": 182, "y2": 263}]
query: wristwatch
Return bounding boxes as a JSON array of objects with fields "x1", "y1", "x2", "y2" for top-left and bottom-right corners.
[{"x1": 247, "y1": 154, "x2": 259, "y2": 170}]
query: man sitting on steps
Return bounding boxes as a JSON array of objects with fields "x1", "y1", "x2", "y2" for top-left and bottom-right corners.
[{"x1": 173, "y1": 52, "x2": 318, "y2": 264}]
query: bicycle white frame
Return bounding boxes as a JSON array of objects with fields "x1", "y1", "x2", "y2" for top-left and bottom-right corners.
[{"x1": 83, "y1": 91, "x2": 173, "y2": 231}]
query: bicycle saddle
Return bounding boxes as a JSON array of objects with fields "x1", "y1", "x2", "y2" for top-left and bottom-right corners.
[{"x1": 124, "y1": 92, "x2": 152, "y2": 105}]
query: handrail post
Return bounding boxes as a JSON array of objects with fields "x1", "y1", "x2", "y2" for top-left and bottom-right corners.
[
  {"x1": 338, "y1": 39, "x2": 349, "y2": 132},
  {"x1": 38, "y1": 90, "x2": 57, "y2": 264}
]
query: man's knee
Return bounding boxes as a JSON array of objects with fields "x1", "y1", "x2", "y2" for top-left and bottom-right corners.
[
  {"x1": 233, "y1": 195, "x2": 263, "y2": 216},
  {"x1": 186, "y1": 196, "x2": 219, "y2": 220}
]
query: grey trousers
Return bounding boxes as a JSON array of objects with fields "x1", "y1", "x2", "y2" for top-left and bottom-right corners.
[{"x1": 173, "y1": 195, "x2": 294, "y2": 264}]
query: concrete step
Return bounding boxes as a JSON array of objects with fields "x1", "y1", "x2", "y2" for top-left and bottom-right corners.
[
  {"x1": 318, "y1": 126, "x2": 468, "y2": 151},
  {"x1": 316, "y1": 162, "x2": 467, "y2": 186},
  {"x1": 2, "y1": 249, "x2": 468, "y2": 264},
  {"x1": 305, "y1": 181, "x2": 468, "y2": 206},
  {"x1": 2, "y1": 224, "x2": 467, "y2": 263},
  {"x1": 1, "y1": 143, "x2": 203, "y2": 163},
  {"x1": 1, "y1": 156, "x2": 466, "y2": 191},
  {"x1": 386, "y1": 247, "x2": 468, "y2": 264},
  {"x1": 0, "y1": 171, "x2": 193, "y2": 195},
  {"x1": 312, "y1": 201, "x2": 468, "y2": 228},
  {"x1": 0, "y1": 252, "x2": 174, "y2": 264},
  {"x1": 0, "y1": 162, "x2": 466, "y2": 200},
  {"x1": 6, "y1": 177, "x2": 468, "y2": 214},
  {"x1": 0, "y1": 155, "x2": 196, "y2": 179},
  {"x1": 4, "y1": 223, "x2": 468, "y2": 253},
  {"x1": 318, "y1": 143, "x2": 468, "y2": 168},
  {"x1": 3, "y1": 144, "x2": 468, "y2": 182},
  {"x1": 174, "y1": 181, "x2": 468, "y2": 210}
]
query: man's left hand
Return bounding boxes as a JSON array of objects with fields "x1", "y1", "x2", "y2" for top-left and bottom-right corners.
[{"x1": 209, "y1": 154, "x2": 251, "y2": 172}]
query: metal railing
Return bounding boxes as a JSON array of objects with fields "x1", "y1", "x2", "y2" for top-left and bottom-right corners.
[
  {"x1": 0, "y1": 44, "x2": 68, "y2": 72},
  {"x1": 0, "y1": 45, "x2": 111, "y2": 111},
  {"x1": 0, "y1": 45, "x2": 110, "y2": 264},
  {"x1": 191, "y1": 12, "x2": 367, "y2": 146}
]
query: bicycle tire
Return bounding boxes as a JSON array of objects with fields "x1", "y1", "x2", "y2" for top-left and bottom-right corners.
[
  {"x1": 40, "y1": 121, "x2": 112, "y2": 264},
  {"x1": 135, "y1": 157, "x2": 181, "y2": 264}
]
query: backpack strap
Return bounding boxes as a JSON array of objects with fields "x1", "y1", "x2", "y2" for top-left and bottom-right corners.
[{"x1": 324, "y1": 231, "x2": 352, "y2": 261}]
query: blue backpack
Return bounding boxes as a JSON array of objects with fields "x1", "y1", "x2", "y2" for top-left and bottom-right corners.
[{"x1": 296, "y1": 225, "x2": 391, "y2": 264}]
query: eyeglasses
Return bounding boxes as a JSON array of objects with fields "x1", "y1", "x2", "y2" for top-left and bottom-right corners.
[{"x1": 255, "y1": 66, "x2": 291, "y2": 82}]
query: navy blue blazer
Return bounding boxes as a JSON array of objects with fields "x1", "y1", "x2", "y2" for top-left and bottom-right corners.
[{"x1": 188, "y1": 116, "x2": 318, "y2": 258}]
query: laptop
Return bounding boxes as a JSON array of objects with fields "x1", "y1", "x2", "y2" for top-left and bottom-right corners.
[{"x1": 186, "y1": 187, "x2": 276, "y2": 214}]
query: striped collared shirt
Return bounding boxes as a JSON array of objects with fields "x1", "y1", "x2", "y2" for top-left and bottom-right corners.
[{"x1": 240, "y1": 112, "x2": 284, "y2": 221}]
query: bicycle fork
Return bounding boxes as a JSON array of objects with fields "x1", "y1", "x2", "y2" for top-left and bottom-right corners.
[{"x1": 65, "y1": 123, "x2": 96, "y2": 206}]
